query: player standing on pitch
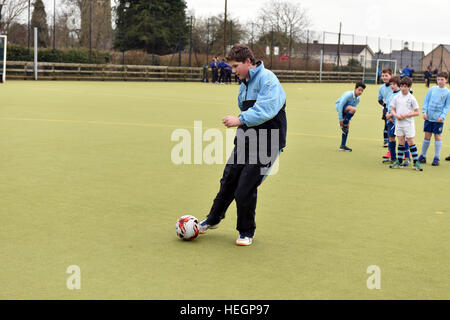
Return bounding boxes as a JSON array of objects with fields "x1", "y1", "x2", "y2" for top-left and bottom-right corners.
[
  {"x1": 335, "y1": 82, "x2": 366, "y2": 152},
  {"x1": 198, "y1": 44, "x2": 287, "y2": 246}
]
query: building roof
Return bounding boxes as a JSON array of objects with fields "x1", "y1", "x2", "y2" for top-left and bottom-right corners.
[
  {"x1": 297, "y1": 43, "x2": 374, "y2": 56},
  {"x1": 422, "y1": 44, "x2": 450, "y2": 58}
]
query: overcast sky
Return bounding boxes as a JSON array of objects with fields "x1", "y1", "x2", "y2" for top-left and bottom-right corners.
[{"x1": 185, "y1": 0, "x2": 450, "y2": 47}]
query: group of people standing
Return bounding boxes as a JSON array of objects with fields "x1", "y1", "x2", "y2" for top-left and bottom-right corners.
[{"x1": 209, "y1": 57, "x2": 239, "y2": 84}]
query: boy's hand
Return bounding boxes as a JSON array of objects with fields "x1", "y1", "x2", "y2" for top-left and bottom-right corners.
[
  {"x1": 397, "y1": 114, "x2": 404, "y2": 120},
  {"x1": 437, "y1": 118, "x2": 443, "y2": 123},
  {"x1": 423, "y1": 114, "x2": 428, "y2": 120},
  {"x1": 222, "y1": 116, "x2": 242, "y2": 128}
]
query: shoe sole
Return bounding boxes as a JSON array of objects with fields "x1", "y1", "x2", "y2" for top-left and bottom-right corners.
[
  {"x1": 198, "y1": 224, "x2": 219, "y2": 234},
  {"x1": 236, "y1": 241, "x2": 252, "y2": 246}
]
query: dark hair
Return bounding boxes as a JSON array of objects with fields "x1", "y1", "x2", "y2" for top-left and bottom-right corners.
[
  {"x1": 355, "y1": 82, "x2": 366, "y2": 89},
  {"x1": 382, "y1": 68, "x2": 393, "y2": 75},
  {"x1": 437, "y1": 71, "x2": 449, "y2": 80},
  {"x1": 400, "y1": 76, "x2": 413, "y2": 87},
  {"x1": 389, "y1": 76, "x2": 401, "y2": 86},
  {"x1": 226, "y1": 44, "x2": 256, "y2": 65}
]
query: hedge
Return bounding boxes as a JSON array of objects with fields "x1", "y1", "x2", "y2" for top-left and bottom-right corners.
[{"x1": 6, "y1": 44, "x2": 111, "y2": 64}]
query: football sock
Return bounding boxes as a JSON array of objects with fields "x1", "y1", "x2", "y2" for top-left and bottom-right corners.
[
  {"x1": 388, "y1": 141, "x2": 397, "y2": 160},
  {"x1": 341, "y1": 131, "x2": 348, "y2": 147},
  {"x1": 342, "y1": 112, "x2": 354, "y2": 126},
  {"x1": 404, "y1": 141, "x2": 410, "y2": 159},
  {"x1": 409, "y1": 144, "x2": 419, "y2": 162},
  {"x1": 397, "y1": 145, "x2": 405, "y2": 164},
  {"x1": 421, "y1": 139, "x2": 430, "y2": 157},
  {"x1": 435, "y1": 140, "x2": 442, "y2": 160}
]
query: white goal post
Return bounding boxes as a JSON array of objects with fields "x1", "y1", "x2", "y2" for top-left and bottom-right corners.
[
  {"x1": 375, "y1": 59, "x2": 397, "y2": 84},
  {"x1": 0, "y1": 35, "x2": 6, "y2": 83}
]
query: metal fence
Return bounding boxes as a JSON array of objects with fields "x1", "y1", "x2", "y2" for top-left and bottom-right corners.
[{"x1": 2, "y1": 1, "x2": 449, "y2": 80}]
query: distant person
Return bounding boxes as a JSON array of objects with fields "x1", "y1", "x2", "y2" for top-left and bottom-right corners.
[
  {"x1": 424, "y1": 66, "x2": 432, "y2": 88},
  {"x1": 402, "y1": 65, "x2": 414, "y2": 78},
  {"x1": 210, "y1": 58, "x2": 218, "y2": 83},
  {"x1": 218, "y1": 58, "x2": 227, "y2": 84},
  {"x1": 225, "y1": 63, "x2": 232, "y2": 84},
  {"x1": 202, "y1": 64, "x2": 209, "y2": 83},
  {"x1": 335, "y1": 82, "x2": 366, "y2": 152},
  {"x1": 418, "y1": 72, "x2": 450, "y2": 166}
]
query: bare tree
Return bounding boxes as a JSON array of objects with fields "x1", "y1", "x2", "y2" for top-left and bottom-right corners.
[
  {"x1": 255, "y1": 0, "x2": 310, "y2": 55},
  {"x1": 0, "y1": 0, "x2": 29, "y2": 34}
]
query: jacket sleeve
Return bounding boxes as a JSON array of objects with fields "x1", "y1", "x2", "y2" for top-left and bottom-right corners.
[
  {"x1": 439, "y1": 93, "x2": 450, "y2": 120},
  {"x1": 377, "y1": 87, "x2": 385, "y2": 106},
  {"x1": 335, "y1": 92, "x2": 349, "y2": 122},
  {"x1": 237, "y1": 86, "x2": 244, "y2": 110},
  {"x1": 238, "y1": 75, "x2": 286, "y2": 127},
  {"x1": 422, "y1": 89, "x2": 431, "y2": 115}
]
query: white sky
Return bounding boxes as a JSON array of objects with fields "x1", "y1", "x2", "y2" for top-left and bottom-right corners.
[
  {"x1": 186, "y1": 0, "x2": 450, "y2": 46},
  {"x1": 34, "y1": 0, "x2": 448, "y2": 54}
]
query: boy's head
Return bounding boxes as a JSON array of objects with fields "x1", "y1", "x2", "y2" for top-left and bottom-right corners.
[
  {"x1": 354, "y1": 82, "x2": 366, "y2": 97},
  {"x1": 400, "y1": 76, "x2": 412, "y2": 94},
  {"x1": 436, "y1": 71, "x2": 449, "y2": 87},
  {"x1": 226, "y1": 44, "x2": 257, "y2": 80},
  {"x1": 381, "y1": 68, "x2": 393, "y2": 83},
  {"x1": 389, "y1": 76, "x2": 401, "y2": 90}
]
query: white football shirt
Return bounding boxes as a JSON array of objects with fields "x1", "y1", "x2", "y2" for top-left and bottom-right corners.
[{"x1": 391, "y1": 92, "x2": 419, "y2": 127}]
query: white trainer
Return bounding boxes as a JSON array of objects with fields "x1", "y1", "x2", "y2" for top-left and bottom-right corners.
[
  {"x1": 236, "y1": 235, "x2": 253, "y2": 246},
  {"x1": 198, "y1": 219, "x2": 219, "y2": 234}
]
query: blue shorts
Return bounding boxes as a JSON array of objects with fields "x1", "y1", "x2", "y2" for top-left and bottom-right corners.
[
  {"x1": 424, "y1": 120, "x2": 444, "y2": 134},
  {"x1": 387, "y1": 121, "x2": 396, "y2": 137}
]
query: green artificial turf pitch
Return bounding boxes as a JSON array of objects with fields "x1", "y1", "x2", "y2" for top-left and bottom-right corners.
[{"x1": 0, "y1": 81, "x2": 449, "y2": 299}]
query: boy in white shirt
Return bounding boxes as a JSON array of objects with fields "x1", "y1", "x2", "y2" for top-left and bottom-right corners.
[{"x1": 389, "y1": 77, "x2": 423, "y2": 171}]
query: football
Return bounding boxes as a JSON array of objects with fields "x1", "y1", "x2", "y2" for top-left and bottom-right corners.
[{"x1": 175, "y1": 215, "x2": 199, "y2": 240}]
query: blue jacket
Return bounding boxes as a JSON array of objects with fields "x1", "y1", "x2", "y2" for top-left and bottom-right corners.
[
  {"x1": 423, "y1": 86, "x2": 450, "y2": 122},
  {"x1": 210, "y1": 61, "x2": 218, "y2": 69},
  {"x1": 236, "y1": 61, "x2": 287, "y2": 151},
  {"x1": 335, "y1": 90, "x2": 360, "y2": 121},
  {"x1": 218, "y1": 61, "x2": 228, "y2": 69},
  {"x1": 237, "y1": 61, "x2": 286, "y2": 127},
  {"x1": 378, "y1": 83, "x2": 392, "y2": 107}
]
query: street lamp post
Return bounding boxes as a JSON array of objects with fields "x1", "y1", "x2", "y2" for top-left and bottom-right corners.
[
  {"x1": 223, "y1": 0, "x2": 227, "y2": 57},
  {"x1": 0, "y1": 4, "x2": 3, "y2": 32},
  {"x1": 28, "y1": 0, "x2": 31, "y2": 59},
  {"x1": 89, "y1": 0, "x2": 92, "y2": 62},
  {"x1": 53, "y1": 0, "x2": 56, "y2": 54},
  {"x1": 122, "y1": 1, "x2": 130, "y2": 65}
]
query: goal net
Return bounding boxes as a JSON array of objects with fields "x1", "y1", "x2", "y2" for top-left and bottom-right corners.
[
  {"x1": 375, "y1": 59, "x2": 397, "y2": 84},
  {"x1": 0, "y1": 35, "x2": 6, "y2": 83}
]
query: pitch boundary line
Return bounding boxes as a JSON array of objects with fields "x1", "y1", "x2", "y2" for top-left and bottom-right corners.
[{"x1": 0, "y1": 116, "x2": 447, "y2": 146}]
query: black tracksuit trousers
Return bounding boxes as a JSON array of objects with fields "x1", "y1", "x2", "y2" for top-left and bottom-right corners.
[{"x1": 205, "y1": 148, "x2": 273, "y2": 237}]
